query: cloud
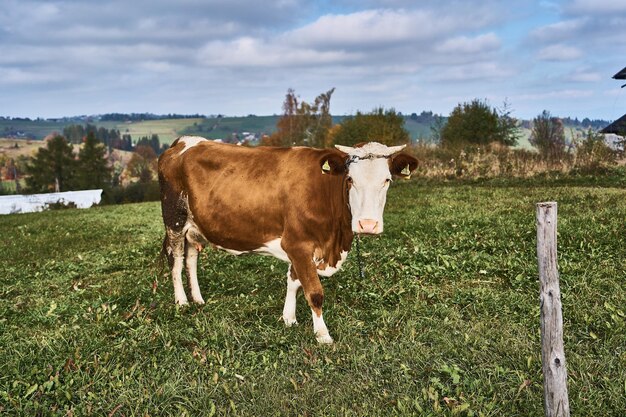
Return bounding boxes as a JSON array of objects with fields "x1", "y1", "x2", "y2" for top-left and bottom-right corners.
[
  {"x1": 566, "y1": 69, "x2": 602, "y2": 83},
  {"x1": 286, "y1": 6, "x2": 502, "y2": 49},
  {"x1": 530, "y1": 19, "x2": 586, "y2": 43},
  {"x1": 287, "y1": 9, "x2": 451, "y2": 48},
  {"x1": 198, "y1": 37, "x2": 360, "y2": 67},
  {"x1": 1, "y1": 0, "x2": 623, "y2": 120},
  {"x1": 537, "y1": 44, "x2": 583, "y2": 61},
  {"x1": 197, "y1": 8, "x2": 505, "y2": 72},
  {"x1": 566, "y1": 0, "x2": 626, "y2": 15},
  {"x1": 0, "y1": 0, "x2": 304, "y2": 46},
  {"x1": 531, "y1": 0, "x2": 626, "y2": 49},
  {"x1": 0, "y1": 67, "x2": 68, "y2": 85},
  {"x1": 434, "y1": 33, "x2": 501, "y2": 55},
  {"x1": 517, "y1": 89, "x2": 594, "y2": 101},
  {"x1": 431, "y1": 61, "x2": 515, "y2": 82}
]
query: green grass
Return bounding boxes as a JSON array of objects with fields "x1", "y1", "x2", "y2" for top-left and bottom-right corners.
[{"x1": 1, "y1": 179, "x2": 624, "y2": 416}]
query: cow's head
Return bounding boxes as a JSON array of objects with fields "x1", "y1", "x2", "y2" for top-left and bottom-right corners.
[{"x1": 332, "y1": 142, "x2": 418, "y2": 235}]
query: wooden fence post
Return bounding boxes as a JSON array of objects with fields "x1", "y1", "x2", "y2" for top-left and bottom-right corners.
[{"x1": 536, "y1": 202, "x2": 570, "y2": 417}]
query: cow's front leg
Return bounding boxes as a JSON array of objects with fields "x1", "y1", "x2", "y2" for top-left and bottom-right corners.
[
  {"x1": 291, "y1": 255, "x2": 333, "y2": 344},
  {"x1": 282, "y1": 264, "x2": 301, "y2": 326}
]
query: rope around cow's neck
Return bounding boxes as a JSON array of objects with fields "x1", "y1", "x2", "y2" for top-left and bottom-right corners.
[{"x1": 355, "y1": 234, "x2": 366, "y2": 280}]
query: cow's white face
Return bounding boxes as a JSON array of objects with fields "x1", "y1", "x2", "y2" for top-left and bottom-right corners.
[{"x1": 336, "y1": 143, "x2": 410, "y2": 235}]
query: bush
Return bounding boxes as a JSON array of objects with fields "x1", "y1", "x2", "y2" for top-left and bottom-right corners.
[
  {"x1": 332, "y1": 107, "x2": 409, "y2": 146},
  {"x1": 573, "y1": 129, "x2": 617, "y2": 174},
  {"x1": 440, "y1": 99, "x2": 519, "y2": 148},
  {"x1": 101, "y1": 181, "x2": 160, "y2": 205},
  {"x1": 410, "y1": 143, "x2": 546, "y2": 179},
  {"x1": 529, "y1": 110, "x2": 568, "y2": 165},
  {"x1": 45, "y1": 200, "x2": 78, "y2": 210}
]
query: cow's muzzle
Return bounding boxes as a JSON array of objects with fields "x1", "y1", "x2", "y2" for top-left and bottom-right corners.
[{"x1": 357, "y1": 219, "x2": 380, "y2": 235}]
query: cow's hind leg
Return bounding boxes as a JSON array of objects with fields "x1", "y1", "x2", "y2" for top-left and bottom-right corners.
[
  {"x1": 185, "y1": 242, "x2": 204, "y2": 304},
  {"x1": 167, "y1": 228, "x2": 188, "y2": 305},
  {"x1": 282, "y1": 264, "x2": 301, "y2": 326}
]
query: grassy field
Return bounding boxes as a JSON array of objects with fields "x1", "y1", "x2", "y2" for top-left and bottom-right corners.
[
  {"x1": 0, "y1": 138, "x2": 47, "y2": 158},
  {"x1": 116, "y1": 119, "x2": 206, "y2": 144},
  {"x1": 0, "y1": 179, "x2": 624, "y2": 416}
]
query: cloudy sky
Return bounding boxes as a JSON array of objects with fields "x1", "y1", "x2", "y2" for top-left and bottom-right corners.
[{"x1": 1, "y1": 0, "x2": 626, "y2": 120}]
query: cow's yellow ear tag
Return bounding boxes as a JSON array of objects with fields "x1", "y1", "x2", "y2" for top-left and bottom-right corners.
[
  {"x1": 322, "y1": 160, "x2": 331, "y2": 173},
  {"x1": 401, "y1": 164, "x2": 411, "y2": 176}
]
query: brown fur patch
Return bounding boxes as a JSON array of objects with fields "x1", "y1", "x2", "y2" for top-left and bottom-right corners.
[
  {"x1": 310, "y1": 292, "x2": 324, "y2": 310},
  {"x1": 390, "y1": 153, "x2": 419, "y2": 178}
]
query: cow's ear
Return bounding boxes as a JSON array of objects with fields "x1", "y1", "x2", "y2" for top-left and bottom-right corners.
[
  {"x1": 390, "y1": 153, "x2": 418, "y2": 179},
  {"x1": 320, "y1": 152, "x2": 347, "y2": 175}
]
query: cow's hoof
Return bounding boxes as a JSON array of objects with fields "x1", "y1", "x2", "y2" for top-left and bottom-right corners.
[
  {"x1": 283, "y1": 317, "x2": 298, "y2": 327},
  {"x1": 316, "y1": 333, "x2": 334, "y2": 344},
  {"x1": 192, "y1": 297, "x2": 205, "y2": 305},
  {"x1": 175, "y1": 299, "x2": 189, "y2": 306}
]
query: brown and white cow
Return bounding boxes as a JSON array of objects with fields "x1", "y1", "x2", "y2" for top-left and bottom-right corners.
[{"x1": 158, "y1": 137, "x2": 417, "y2": 343}]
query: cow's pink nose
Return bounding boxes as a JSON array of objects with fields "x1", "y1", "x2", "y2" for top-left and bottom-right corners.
[{"x1": 358, "y1": 219, "x2": 379, "y2": 234}]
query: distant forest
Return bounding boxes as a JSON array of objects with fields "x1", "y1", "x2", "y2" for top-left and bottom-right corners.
[{"x1": 99, "y1": 113, "x2": 206, "y2": 122}]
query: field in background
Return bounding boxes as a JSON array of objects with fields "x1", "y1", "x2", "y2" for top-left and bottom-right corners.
[
  {"x1": 0, "y1": 138, "x2": 44, "y2": 159},
  {"x1": 0, "y1": 115, "x2": 599, "y2": 151},
  {"x1": 1, "y1": 178, "x2": 624, "y2": 416},
  {"x1": 177, "y1": 115, "x2": 280, "y2": 142},
  {"x1": 115, "y1": 118, "x2": 206, "y2": 144}
]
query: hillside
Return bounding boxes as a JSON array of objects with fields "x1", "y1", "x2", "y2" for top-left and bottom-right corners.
[
  {"x1": 0, "y1": 115, "x2": 479, "y2": 145},
  {"x1": 0, "y1": 114, "x2": 611, "y2": 148}
]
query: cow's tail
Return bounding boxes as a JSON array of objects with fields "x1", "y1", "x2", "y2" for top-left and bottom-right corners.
[{"x1": 159, "y1": 234, "x2": 174, "y2": 275}]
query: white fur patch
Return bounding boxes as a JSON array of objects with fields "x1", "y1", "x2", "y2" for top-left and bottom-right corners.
[
  {"x1": 282, "y1": 268, "x2": 301, "y2": 326},
  {"x1": 216, "y1": 245, "x2": 246, "y2": 256},
  {"x1": 254, "y1": 238, "x2": 290, "y2": 262},
  {"x1": 335, "y1": 142, "x2": 405, "y2": 158},
  {"x1": 315, "y1": 250, "x2": 348, "y2": 277},
  {"x1": 178, "y1": 136, "x2": 208, "y2": 155},
  {"x1": 217, "y1": 238, "x2": 290, "y2": 263},
  {"x1": 312, "y1": 311, "x2": 333, "y2": 344}
]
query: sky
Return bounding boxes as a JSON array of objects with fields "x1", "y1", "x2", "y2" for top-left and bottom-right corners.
[{"x1": 1, "y1": 0, "x2": 626, "y2": 121}]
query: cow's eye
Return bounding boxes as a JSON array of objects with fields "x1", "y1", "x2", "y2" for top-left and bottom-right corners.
[
  {"x1": 384, "y1": 178, "x2": 392, "y2": 185},
  {"x1": 346, "y1": 176, "x2": 353, "y2": 185}
]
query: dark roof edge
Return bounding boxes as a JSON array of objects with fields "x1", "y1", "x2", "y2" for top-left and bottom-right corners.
[
  {"x1": 613, "y1": 66, "x2": 626, "y2": 80},
  {"x1": 600, "y1": 113, "x2": 626, "y2": 134}
]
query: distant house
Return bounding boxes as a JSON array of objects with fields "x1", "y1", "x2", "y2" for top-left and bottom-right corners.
[
  {"x1": 600, "y1": 66, "x2": 626, "y2": 150},
  {"x1": 600, "y1": 113, "x2": 626, "y2": 135}
]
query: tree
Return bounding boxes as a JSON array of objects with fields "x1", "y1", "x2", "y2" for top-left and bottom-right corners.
[
  {"x1": 75, "y1": 131, "x2": 112, "y2": 190},
  {"x1": 271, "y1": 88, "x2": 335, "y2": 147},
  {"x1": 441, "y1": 99, "x2": 499, "y2": 147},
  {"x1": 63, "y1": 124, "x2": 85, "y2": 144},
  {"x1": 496, "y1": 99, "x2": 521, "y2": 147},
  {"x1": 136, "y1": 134, "x2": 162, "y2": 155},
  {"x1": 25, "y1": 134, "x2": 76, "y2": 192},
  {"x1": 530, "y1": 110, "x2": 567, "y2": 163},
  {"x1": 126, "y1": 145, "x2": 158, "y2": 183},
  {"x1": 332, "y1": 107, "x2": 410, "y2": 147},
  {"x1": 440, "y1": 99, "x2": 519, "y2": 148},
  {"x1": 430, "y1": 114, "x2": 446, "y2": 144}
]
